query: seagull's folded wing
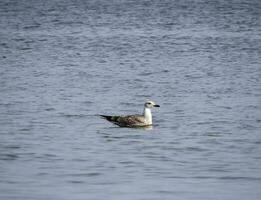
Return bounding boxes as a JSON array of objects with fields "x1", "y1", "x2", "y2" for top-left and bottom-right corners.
[
  {"x1": 100, "y1": 114, "x2": 147, "y2": 127},
  {"x1": 118, "y1": 115, "x2": 146, "y2": 127}
]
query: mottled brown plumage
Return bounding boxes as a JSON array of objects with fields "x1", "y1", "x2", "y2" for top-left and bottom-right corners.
[
  {"x1": 100, "y1": 101, "x2": 160, "y2": 127},
  {"x1": 100, "y1": 115, "x2": 146, "y2": 127}
]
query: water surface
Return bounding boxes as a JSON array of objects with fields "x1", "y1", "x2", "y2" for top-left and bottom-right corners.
[{"x1": 0, "y1": 0, "x2": 261, "y2": 199}]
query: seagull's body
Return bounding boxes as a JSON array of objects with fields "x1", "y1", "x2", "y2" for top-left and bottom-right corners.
[{"x1": 100, "y1": 101, "x2": 160, "y2": 127}]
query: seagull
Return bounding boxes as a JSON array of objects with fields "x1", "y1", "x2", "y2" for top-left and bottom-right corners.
[{"x1": 100, "y1": 101, "x2": 160, "y2": 127}]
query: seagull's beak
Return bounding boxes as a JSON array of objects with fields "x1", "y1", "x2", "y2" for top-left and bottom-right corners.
[{"x1": 154, "y1": 104, "x2": 160, "y2": 107}]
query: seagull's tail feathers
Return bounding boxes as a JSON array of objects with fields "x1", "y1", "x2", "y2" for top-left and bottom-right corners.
[
  {"x1": 99, "y1": 115, "x2": 120, "y2": 123},
  {"x1": 100, "y1": 115, "x2": 112, "y2": 121}
]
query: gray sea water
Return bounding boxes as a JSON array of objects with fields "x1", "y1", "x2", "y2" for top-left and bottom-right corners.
[{"x1": 1, "y1": 0, "x2": 261, "y2": 199}]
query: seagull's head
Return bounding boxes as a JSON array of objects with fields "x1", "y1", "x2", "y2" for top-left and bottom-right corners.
[{"x1": 144, "y1": 101, "x2": 160, "y2": 108}]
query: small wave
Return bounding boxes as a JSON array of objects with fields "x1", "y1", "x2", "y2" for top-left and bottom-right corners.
[{"x1": 69, "y1": 172, "x2": 101, "y2": 177}]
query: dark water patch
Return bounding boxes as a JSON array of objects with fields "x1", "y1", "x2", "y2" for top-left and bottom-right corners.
[
  {"x1": 219, "y1": 176, "x2": 261, "y2": 181},
  {"x1": 185, "y1": 146, "x2": 209, "y2": 152},
  {"x1": 99, "y1": 133, "x2": 146, "y2": 141},
  {"x1": 68, "y1": 172, "x2": 101, "y2": 177},
  {"x1": 59, "y1": 114, "x2": 91, "y2": 119},
  {"x1": 18, "y1": 47, "x2": 32, "y2": 51},
  {"x1": 53, "y1": 21, "x2": 84, "y2": 26},
  {"x1": 45, "y1": 108, "x2": 55, "y2": 111},
  {"x1": 163, "y1": 175, "x2": 261, "y2": 181},
  {"x1": 23, "y1": 24, "x2": 41, "y2": 30},
  {"x1": 0, "y1": 153, "x2": 19, "y2": 161},
  {"x1": 120, "y1": 102, "x2": 137, "y2": 106},
  {"x1": 67, "y1": 180, "x2": 85, "y2": 184},
  {"x1": 3, "y1": 145, "x2": 21, "y2": 149},
  {"x1": 154, "y1": 190, "x2": 176, "y2": 194},
  {"x1": 203, "y1": 132, "x2": 223, "y2": 137}
]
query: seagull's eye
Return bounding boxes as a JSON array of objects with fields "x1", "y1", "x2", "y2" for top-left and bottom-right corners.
[{"x1": 147, "y1": 102, "x2": 151, "y2": 105}]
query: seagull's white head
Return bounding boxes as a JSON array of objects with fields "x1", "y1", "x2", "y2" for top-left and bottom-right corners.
[{"x1": 144, "y1": 101, "x2": 160, "y2": 108}]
